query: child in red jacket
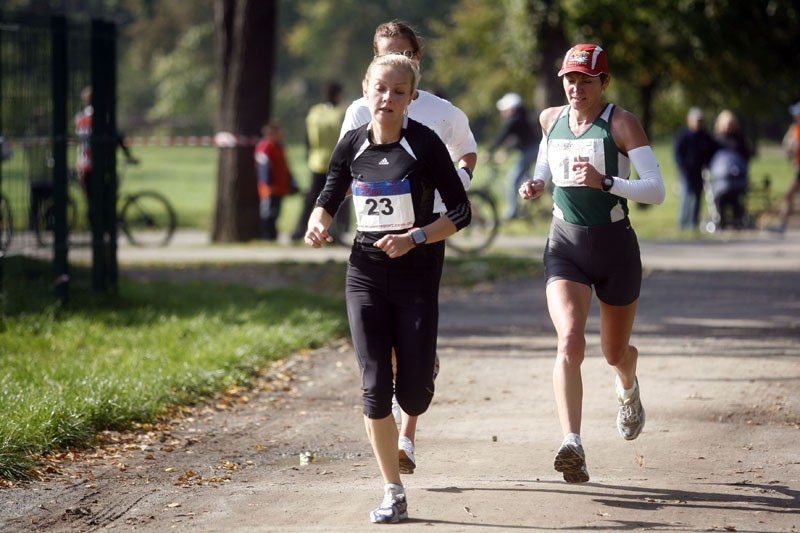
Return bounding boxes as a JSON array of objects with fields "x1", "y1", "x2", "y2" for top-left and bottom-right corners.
[{"x1": 254, "y1": 121, "x2": 297, "y2": 240}]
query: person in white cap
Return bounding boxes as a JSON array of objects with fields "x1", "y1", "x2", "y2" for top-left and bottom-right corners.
[
  {"x1": 771, "y1": 102, "x2": 800, "y2": 233},
  {"x1": 518, "y1": 43, "x2": 665, "y2": 483},
  {"x1": 489, "y1": 92, "x2": 540, "y2": 220}
]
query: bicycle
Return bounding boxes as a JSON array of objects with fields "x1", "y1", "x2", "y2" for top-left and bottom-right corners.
[
  {"x1": 446, "y1": 162, "x2": 551, "y2": 255},
  {"x1": 35, "y1": 159, "x2": 177, "y2": 248}
]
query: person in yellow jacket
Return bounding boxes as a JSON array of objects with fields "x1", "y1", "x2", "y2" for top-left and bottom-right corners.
[{"x1": 291, "y1": 82, "x2": 348, "y2": 242}]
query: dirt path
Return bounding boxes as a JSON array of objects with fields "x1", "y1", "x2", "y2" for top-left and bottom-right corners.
[{"x1": 2, "y1": 241, "x2": 799, "y2": 532}]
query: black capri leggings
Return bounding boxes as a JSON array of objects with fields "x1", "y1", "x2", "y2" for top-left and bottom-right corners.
[{"x1": 346, "y1": 248, "x2": 441, "y2": 419}]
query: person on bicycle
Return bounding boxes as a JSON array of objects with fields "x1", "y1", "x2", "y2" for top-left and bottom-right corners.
[
  {"x1": 489, "y1": 92, "x2": 540, "y2": 221},
  {"x1": 518, "y1": 43, "x2": 665, "y2": 483},
  {"x1": 75, "y1": 86, "x2": 139, "y2": 191},
  {"x1": 771, "y1": 102, "x2": 800, "y2": 233},
  {"x1": 338, "y1": 20, "x2": 478, "y2": 478}
]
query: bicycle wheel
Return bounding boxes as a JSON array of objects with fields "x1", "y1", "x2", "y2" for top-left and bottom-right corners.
[
  {"x1": 0, "y1": 194, "x2": 12, "y2": 252},
  {"x1": 446, "y1": 189, "x2": 499, "y2": 256},
  {"x1": 119, "y1": 191, "x2": 177, "y2": 247},
  {"x1": 35, "y1": 195, "x2": 77, "y2": 247}
]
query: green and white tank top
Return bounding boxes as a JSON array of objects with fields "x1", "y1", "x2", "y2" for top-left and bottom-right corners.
[{"x1": 546, "y1": 103, "x2": 630, "y2": 226}]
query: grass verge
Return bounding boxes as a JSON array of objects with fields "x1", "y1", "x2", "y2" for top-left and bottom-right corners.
[
  {"x1": 0, "y1": 254, "x2": 540, "y2": 480},
  {"x1": 0, "y1": 257, "x2": 348, "y2": 480}
]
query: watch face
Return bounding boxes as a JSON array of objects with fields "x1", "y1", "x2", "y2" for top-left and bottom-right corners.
[{"x1": 412, "y1": 229, "x2": 426, "y2": 244}]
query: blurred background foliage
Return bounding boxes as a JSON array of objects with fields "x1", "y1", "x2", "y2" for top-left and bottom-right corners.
[{"x1": 3, "y1": 0, "x2": 799, "y2": 146}]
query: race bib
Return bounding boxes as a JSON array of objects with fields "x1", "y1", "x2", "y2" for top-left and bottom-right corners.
[
  {"x1": 549, "y1": 138, "x2": 606, "y2": 187},
  {"x1": 352, "y1": 178, "x2": 415, "y2": 232}
]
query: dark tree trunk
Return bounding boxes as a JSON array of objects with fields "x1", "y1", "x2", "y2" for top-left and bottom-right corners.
[
  {"x1": 638, "y1": 81, "x2": 655, "y2": 140},
  {"x1": 211, "y1": 0, "x2": 276, "y2": 242},
  {"x1": 529, "y1": 0, "x2": 569, "y2": 113}
]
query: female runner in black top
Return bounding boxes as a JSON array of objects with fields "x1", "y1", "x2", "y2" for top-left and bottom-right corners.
[{"x1": 304, "y1": 53, "x2": 470, "y2": 524}]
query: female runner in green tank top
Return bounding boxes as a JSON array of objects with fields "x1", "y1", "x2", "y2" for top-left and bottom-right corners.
[{"x1": 518, "y1": 44, "x2": 666, "y2": 483}]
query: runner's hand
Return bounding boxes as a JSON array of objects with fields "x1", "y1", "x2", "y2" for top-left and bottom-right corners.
[
  {"x1": 304, "y1": 223, "x2": 334, "y2": 248},
  {"x1": 374, "y1": 233, "x2": 414, "y2": 259},
  {"x1": 519, "y1": 179, "x2": 545, "y2": 200}
]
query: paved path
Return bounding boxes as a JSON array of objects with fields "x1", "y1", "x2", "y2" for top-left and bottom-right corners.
[
  {"x1": 109, "y1": 229, "x2": 798, "y2": 532},
  {"x1": 3, "y1": 229, "x2": 798, "y2": 532},
  {"x1": 114, "y1": 229, "x2": 800, "y2": 272}
]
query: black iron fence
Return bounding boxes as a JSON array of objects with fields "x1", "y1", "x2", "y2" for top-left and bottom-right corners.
[{"x1": 1, "y1": 13, "x2": 118, "y2": 309}]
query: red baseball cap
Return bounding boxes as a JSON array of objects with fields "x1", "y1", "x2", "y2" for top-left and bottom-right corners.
[{"x1": 558, "y1": 44, "x2": 608, "y2": 77}]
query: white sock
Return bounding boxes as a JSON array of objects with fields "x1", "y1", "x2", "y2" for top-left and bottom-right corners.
[
  {"x1": 615, "y1": 375, "x2": 637, "y2": 399},
  {"x1": 563, "y1": 433, "x2": 581, "y2": 446},
  {"x1": 385, "y1": 483, "x2": 404, "y2": 497}
]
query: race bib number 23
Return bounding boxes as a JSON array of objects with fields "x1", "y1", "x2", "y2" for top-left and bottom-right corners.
[{"x1": 352, "y1": 178, "x2": 415, "y2": 232}]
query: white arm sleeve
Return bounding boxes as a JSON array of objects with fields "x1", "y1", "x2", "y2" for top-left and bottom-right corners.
[
  {"x1": 531, "y1": 136, "x2": 552, "y2": 185},
  {"x1": 610, "y1": 145, "x2": 666, "y2": 205}
]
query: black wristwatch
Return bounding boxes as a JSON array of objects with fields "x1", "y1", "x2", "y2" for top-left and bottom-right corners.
[
  {"x1": 410, "y1": 228, "x2": 427, "y2": 246},
  {"x1": 602, "y1": 175, "x2": 614, "y2": 192}
]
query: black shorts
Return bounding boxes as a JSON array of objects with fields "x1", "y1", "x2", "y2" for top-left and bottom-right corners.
[
  {"x1": 346, "y1": 246, "x2": 441, "y2": 419},
  {"x1": 543, "y1": 217, "x2": 642, "y2": 306}
]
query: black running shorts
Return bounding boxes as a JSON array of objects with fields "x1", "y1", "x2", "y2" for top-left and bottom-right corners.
[{"x1": 543, "y1": 217, "x2": 642, "y2": 306}]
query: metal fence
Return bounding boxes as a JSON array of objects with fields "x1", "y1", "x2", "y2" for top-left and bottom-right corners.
[{"x1": 1, "y1": 13, "x2": 118, "y2": 309}]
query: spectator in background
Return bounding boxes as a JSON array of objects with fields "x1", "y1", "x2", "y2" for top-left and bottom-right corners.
[
  {"x1": 74, "y1": 86, "x2": 94, "y2": 191},
  {"x1": 254, "y1": 121, "x2": 297, "y2": 241},
  {"x1": 673, "y1": 107, "x2": 717, "y2": 232},
  {"x1": 290, "y1": 81, "x2": 347, "y2": 243},
  {"x1": 770, "y1": 102, "x2": 800, "y2": 234},
  {"x1": 0, "y1": 136, "x2": 11, "y2": 161},
  {"x1": 709, "y1": 110, "x2": 751, "y2": 230},
  {"x1": 489, "y1": 92, "x2": 540, "y2": 220}
]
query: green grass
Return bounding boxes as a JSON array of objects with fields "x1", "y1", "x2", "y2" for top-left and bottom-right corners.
[
  {"x1": 0, "y1": 256, "x2": 349, "y2": 479},
  {"x1": 0, "y1": 253, "x2": 538, "y2": 480},
  {"x1": 116, "y1": 139, "x2": 794, "y2": 242}
]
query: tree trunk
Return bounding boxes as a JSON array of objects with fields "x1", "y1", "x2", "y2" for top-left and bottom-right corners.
[
  {"x1": 529, "y1": 0, "x2": 569, "y2": 112},
  {"x1": 638, "y1": 81, "x2": 655, "y2": 140},
  {"x1": 211, "y1": 0, "x2": 276, "y2": 242}
]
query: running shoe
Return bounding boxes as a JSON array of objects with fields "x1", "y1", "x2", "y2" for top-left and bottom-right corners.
[
  {"x1": 616, "y1": 376, "x2": 646, "y2": 440},
  {"x1": 398, "y1": 436, "x2": 416, "y2": 474},
  {"x1": 553, "y1": 439, "x2": 590, "y2": 483},
  {"x1": 370, "y1": 486, "x2": 408, "y2": 524}
]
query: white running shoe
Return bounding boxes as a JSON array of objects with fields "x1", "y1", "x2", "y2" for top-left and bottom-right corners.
[
  {"x1": 398, "y1": 436, "x2": 416, "y2": 474},
  {"x1": 616, "y1": 376, "x2": 646, "y2": 440},
  {"x1": 553, "y1": 438, "x2": 590, "y2": 483},
  {"x1": 370, "y1": 484, "x2": 408, "y2": 524}
]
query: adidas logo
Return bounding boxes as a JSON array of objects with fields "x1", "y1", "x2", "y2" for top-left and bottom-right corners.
[{"x1": 379, "y1": 157, "x2": 389, "y2": 165}]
